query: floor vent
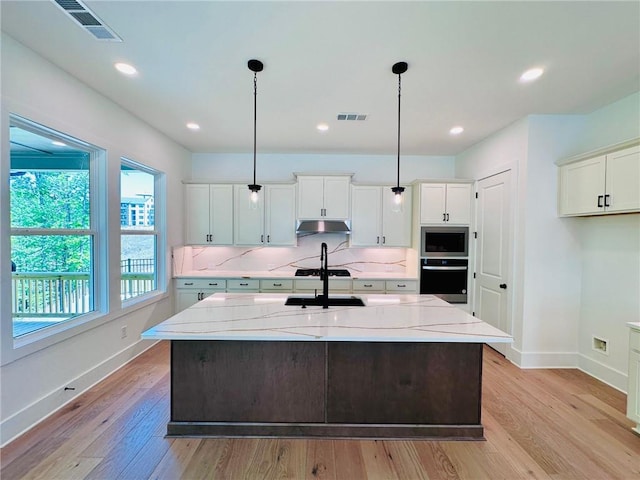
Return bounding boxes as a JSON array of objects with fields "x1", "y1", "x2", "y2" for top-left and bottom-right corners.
[
  {"x1": 337, "y1": 113, "x2": 368, "y2": 121},
  {"x1": 52, "y1": 0, "x2": 122, "y2": 42}
]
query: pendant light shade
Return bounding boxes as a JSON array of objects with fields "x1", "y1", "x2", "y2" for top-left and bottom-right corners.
[
  {"x1": 248, "y1": 59, "x2": 264, "y2": 205},
  {"x1": 391, "y1": 61, "x2": 407, "y2": 212}
]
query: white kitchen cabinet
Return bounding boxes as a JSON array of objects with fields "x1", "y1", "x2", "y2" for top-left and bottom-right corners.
[
  {"x1": 234, "y1": 184, "x2": 296, "y2": 246},
  {"x1": 259, "y1": 279, "x2": 294, "y2": 292},
  {"x1": 297, "y1": 175, "x2": 351, "y2": 220},
  {"x1": 385, "y1": 280, "x2": 418, "y2": 293},
  {"x1": 174, "y1": 278, "x2": 226, "y2": 312},
  {"x1": 352, "y1": 279, "x2": 386, "y2": 293},
  {"x1": 184, "y1": 184, "x2": 233, "y2": 245},
  {"x1": 627, "y1": 325, "x2": 640, "y2": 435},
  {"x1": 226, "y1": 279, "x2": 260, "y2": 292},
  {"x1": 293, "y1": 278, "x2": 351, "y2": 293},
  {"x1": 558, "y1": 145, "x2": 640, "y2": 216},
  {"x1": 420, "y1": 183, "x2": 471, "y2": 225},
  {"x1": 351, "y1": 185, "x2": 412, "y2": 247}
]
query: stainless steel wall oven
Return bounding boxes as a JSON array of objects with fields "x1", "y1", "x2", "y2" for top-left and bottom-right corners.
[{"x1": 420, "y1": 258, "x2": 468, "y2": 303}]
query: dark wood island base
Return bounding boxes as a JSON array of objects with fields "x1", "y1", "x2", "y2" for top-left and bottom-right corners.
[{"x1": 169, "y1": 340, "x2": 484, "y2": 440}]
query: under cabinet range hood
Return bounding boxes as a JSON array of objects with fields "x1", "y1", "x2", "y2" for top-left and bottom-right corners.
[{"x1": 296, "y1": 220, "x2": 351, "y2": 234}]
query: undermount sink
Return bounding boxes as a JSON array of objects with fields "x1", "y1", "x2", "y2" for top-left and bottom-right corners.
[{"x1": 285, "y1": 295, "x2": 366, "y2": 307}]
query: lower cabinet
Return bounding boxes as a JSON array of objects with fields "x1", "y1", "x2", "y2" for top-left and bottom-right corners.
[
  {"x1": 175, "y1": 278, "x2": 226, "y2": 312},
  {"x1": 385, "y1": 280, "x2": 418, "y2": 293},
  {"x1": 260, "y1": 279, "x2": 294, "y2": 292},
  {"x1": 627, "y1": 326, "x2": 640, "y2": 435},
  {"x1": 227, "y1": 279, "x2": 260, "y2": 293},
  {"x1": 294, "y1": 279, "x2": 351, "y2": 293}
]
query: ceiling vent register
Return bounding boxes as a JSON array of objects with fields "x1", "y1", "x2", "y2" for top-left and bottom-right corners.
[
  {"x1": 52, "y1": 0, "x2": 122, "y2": 42},
  {"x1": 337, "y1": 113, "x2": 367, "y2": 121}
]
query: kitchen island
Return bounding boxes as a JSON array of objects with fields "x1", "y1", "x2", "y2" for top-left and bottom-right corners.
[{"x1": 142, "y1": 293, "x2": 511, "y2": 439}]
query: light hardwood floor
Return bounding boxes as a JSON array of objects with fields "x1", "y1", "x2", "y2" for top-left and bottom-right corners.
[{"x1": 1, "y1": 342, "x2": 639, "y2": 479}]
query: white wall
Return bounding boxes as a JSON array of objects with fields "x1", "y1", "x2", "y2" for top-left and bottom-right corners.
[
  {"x1": 454, "y1": 92, "x2": 640, "y2": 391},
  {"x1": 191, "y1": 153, "x2": 456, "y2": 183},
  {"x1": 0, "y1": 34, "x2": 191, "y2": 445}
]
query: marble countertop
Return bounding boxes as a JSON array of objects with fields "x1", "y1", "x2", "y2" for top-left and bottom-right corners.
[
  {"x1": 141, "y1": 293, "x2": 512, "y2": 343},
  {"x1": 174, "y1": 270, "x2": 417, "y2": 280}
]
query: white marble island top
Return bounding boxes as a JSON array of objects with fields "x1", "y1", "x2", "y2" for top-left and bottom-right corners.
[{"x1": 142, "y1": 293, "x2": 512, "y2": 344}]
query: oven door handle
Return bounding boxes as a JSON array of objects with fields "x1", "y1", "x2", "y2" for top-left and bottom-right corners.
[{"x1": 422, "y1": 266, "x2": 468, "y2": 271}]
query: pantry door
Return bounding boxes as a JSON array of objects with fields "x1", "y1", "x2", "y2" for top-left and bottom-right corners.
[{"x1": 474, "y1": 170, "x2": 512, "y2": 355}]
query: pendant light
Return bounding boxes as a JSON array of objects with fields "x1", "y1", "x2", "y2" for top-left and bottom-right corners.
[
  {"x1": 391, "y1": 61, "x2": 408, "y2": 213},
  {"x1": 247, "y1": 59, "x2": 263, "y2": 206}
]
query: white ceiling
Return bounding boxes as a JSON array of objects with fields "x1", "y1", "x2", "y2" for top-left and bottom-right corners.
[{"x1": 2, "y1": 1, "x2": 639, "y2": 156}]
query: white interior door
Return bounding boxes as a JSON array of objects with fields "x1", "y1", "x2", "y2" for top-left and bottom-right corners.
[{"x1": 474, "y1": 170, "x2": 512, "y2": 355}]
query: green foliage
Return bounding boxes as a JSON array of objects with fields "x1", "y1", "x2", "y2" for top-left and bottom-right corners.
[{"x1": 10, "y1": 171, "x2": 91, "y2": 272}]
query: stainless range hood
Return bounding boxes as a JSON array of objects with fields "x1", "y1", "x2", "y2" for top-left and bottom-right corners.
[{"x1": 296, "y1": 220, "x2": 351, "y2": 234}]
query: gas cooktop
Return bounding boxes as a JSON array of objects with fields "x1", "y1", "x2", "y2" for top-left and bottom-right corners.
[{"x1": 295, "y1": 268, "x2": 351, "y2": 277}]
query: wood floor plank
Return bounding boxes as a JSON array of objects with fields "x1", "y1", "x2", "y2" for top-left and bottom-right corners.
[
  {"x1": 147, "y1": 438, "x2": 202, "y2": 480},
  {"x1": 3, "y1": 342, "x2": 639, "y2": 480},
  {"x1": 332, "y1": 439, "x2": 368, "y2": 480},
  {"x1": 304, "y1": 439, "x2": 335, "y2": 480}
]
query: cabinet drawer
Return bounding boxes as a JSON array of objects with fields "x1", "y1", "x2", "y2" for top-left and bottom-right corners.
[
  {"x1": 631, "y1": 329, "x2": 640, "y2": 353},
  {"x1": 227, "y1": 279, "x2": 260, "y2": 290},
  {"x1": 294, "y1": 279, "x2": 351, "y2": 292},
  {"x1": 385, "y1": 280, "x2": 417, "y2": 293},
  {"x1": 260, "y1": 279, "x2": 294, "y2": 291},
  {"x1": 176, "y1": 278, "x2": 226, "y2": 290},
  {"x1": 352, "y1": 279, "x2": 385, "y2": 292}
]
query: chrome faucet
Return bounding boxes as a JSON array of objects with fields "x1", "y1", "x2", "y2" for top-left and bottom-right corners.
[{"x1": 319, "y1": 242, "x2": 329, "y2": 308}]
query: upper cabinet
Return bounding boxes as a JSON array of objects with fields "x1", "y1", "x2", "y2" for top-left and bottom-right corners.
[
  {"x1": 234, "y1": 184, "x2": 296, "y2": 246},
  {"x1": 558, "y1": 144, "x2": 640, "y2": 216},
  {"x1": 351, "y1": 185, "x2": 413, "y2": 247},
  {"x1": 184, "y1": 184, "x2": 234, "y2": 245},
  {"x1": 297, "y1": 175, "x2": 351, "y2": 220},
  {"x1": 420, "y1": 183, "x2": 472, "y2": 225}
]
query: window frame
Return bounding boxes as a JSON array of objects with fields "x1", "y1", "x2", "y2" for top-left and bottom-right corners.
[
  {"x1": 7, "y1": 114, "x2": 108, "y2": 351},
  {"x1": 119, "y1": 157, "x2": 166, "y2": 305}
]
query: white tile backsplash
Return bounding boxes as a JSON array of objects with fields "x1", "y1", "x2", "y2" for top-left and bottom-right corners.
[{"x1": 173, "y1": 233, "x2": 408, "y2": 275}]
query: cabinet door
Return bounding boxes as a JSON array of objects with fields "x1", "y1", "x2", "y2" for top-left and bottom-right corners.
[
  {"x1": 445, "y1": 184, "x2": 472, "y2": 225},
  {"x1": 265, "y1": 185, "x2": 296, "y2": 246},
  {"x1": 233, "y1": 185, "x2": 265, "y2": 245},
  {"x1": 420, "y1": 184, "x2": 447, "y2": 224},
  {"x1": 209, "y1": 185, "x2": 234, "y2": 245},
  {"x1": 184, "y1": 184, "x2": 212, "y2": 244},
  {"x1": 382, "y1": 186, "x2": 412, "y2": 246},
  {"x1": 175, "y1": 289, "x2": 200, "y2": 312},
  {"x1": 323, "y1": 176, "x2": 351, "y2": 219},
  {"x1": 351, "y1": 186, "x2": 382, "y2": 246},
  {"x1": 297, "y1": 176, "x2": 325, "y2": 219},
  {"x1": 606, "y1": 146, "x2": 640, "y2": 213},
  {"x1": 559, "y1": 156, "x2": 606, "y2": 216}
]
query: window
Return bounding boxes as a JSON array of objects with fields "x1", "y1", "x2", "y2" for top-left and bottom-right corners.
[
  {"x1": 120, "y1": 159, "x2": 161, "y2": 301},
  {"x1": 9, "y1": 116, "x2": 102, "y2": 338}
]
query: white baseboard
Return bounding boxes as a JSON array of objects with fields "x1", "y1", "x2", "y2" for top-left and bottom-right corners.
[
  {"x1": 505, "y1": 346, "x2": 627, "y2": 393},
  {"x1": 0, "y1": 339, "x2": 158, "y2": 447},
  {"x1": 507, "y1": 346, "x2": 578, "y2": 369},
  {"x1": 578, "y1": 353, "x2": 627, "y2": 393}
]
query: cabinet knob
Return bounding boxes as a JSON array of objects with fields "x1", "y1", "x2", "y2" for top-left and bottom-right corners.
[{"x1": 499, "y1": 283, "x2": 507, "y2": 289}]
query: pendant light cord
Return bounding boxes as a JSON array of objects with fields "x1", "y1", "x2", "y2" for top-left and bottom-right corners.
[
  {"x1": 396, "y1": 73, "x2": 402, "y2": 189},
  {"x1": 253, "y1": 72, "x2": 257, "y2": 186}
]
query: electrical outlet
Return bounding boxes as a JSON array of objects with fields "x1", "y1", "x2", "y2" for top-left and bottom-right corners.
[
  {"x1": 121, "y1": 325, "x2": 127, "y2": 339},
  {"x1": 592, "y1": 336, "x2": 608, "y2": 355}
]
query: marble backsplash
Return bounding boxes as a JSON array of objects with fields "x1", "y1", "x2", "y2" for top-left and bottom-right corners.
[{"x1": 173, "y1": 233, "x2": 410, "y2": 276}]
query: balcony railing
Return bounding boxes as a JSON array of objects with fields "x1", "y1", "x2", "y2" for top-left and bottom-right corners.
[{"x1": 11, "y1": 259, "x2": 154, "y2": 337}]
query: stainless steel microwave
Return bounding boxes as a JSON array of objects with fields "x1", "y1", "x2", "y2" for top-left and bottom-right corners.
[{"x1": 420, "y1": 226, "x2": 469, "y2": 257}]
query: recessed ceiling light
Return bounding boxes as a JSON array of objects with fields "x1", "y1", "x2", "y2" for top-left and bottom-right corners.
[
  {"x1": 449, "y1": 126, "x2": 464, "y2": 135},
  {"x1": 316, "y1": 123, "x2": 329, "y2": 132},
  {"x1": 51, "y1": 140, "x2": 67, "y2": 146},
  {"x1": 520, "y1": 67, "x2": 544, "y2": 82},
  {"x1": 115, "y1": 62, "x2": 137, "y2": 76},
  {"x1": 186, "y1": 122, "x2": 200, "y2": 131}
]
